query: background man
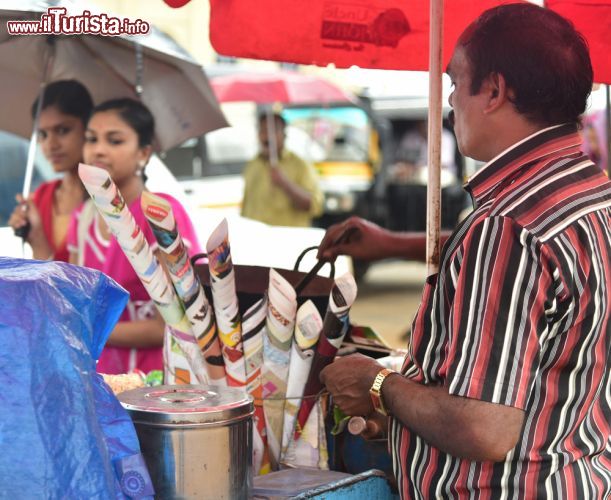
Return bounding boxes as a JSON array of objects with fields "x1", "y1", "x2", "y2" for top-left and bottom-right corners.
[
  {"x1": 319, "y1": 4, "x2": 611, "y2": 498},
  {"x1": 241, "y1": 113, "x2": 323, "y2": 227}
]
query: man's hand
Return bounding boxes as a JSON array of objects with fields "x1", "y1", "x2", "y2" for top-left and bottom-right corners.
[
  {"x1": 320, "y1": 353, "x2": 384, "y2": 416},
  {"x1": 317, "y1": 216, "x2": 394, "y2": 263},
  {"x1": 269, "y1": 166, "x2": 312, "y2": 212},
  {"x1": 317, "y1": 216, "x2": 450, "y2": 263},
  {"x1": 269, "y1": 165, "x2": 288, "y2": 187}
]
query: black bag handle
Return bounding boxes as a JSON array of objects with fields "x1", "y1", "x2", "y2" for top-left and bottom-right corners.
[
  {"x1": 293, "y1": 246, "x2": 335, "y2": 279},
  {"x1": 190, "y1": 253, "x2": 208, "y2": 267}
]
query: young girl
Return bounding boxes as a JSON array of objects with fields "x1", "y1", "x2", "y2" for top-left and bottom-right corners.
[
  {"x1": 68, "y1": 98, "x2": 202, "y2": 374},
  {"x1": 9, "y1": 80, "x2": 92, "y2": 262}
]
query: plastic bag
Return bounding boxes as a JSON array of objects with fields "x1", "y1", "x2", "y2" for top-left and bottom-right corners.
[{"x1": 0, "y1": 258, "x2": 154, "y2": 499}]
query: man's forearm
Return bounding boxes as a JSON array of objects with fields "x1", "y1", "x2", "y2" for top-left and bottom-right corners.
[
  {"x1": 278, "y1": 177, "x2": 312, "y2": 211},
  {"x1": 382, "y1": 374, "x2": 524, "y2": 461}
]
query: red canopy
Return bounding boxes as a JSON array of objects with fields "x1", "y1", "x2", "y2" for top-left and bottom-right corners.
[
  {"x1": 208, "y1": 0, "x2": 512, "y2": 71},
  {"x1": 203, "y1": 0, "x2": 611, "y2": 84}
]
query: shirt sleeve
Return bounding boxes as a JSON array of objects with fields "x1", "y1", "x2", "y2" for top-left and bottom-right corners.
[
  {"x1": 444, "y1": 215, "x2": 553, "y2": 409},
  {"x1": 240, "y1": 160, "x2": 254, "y2": 217}
]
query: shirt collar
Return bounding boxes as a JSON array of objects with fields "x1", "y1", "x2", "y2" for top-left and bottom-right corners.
[{"x1": 465, "y1": 123, "x2": 583, "y2": 207}]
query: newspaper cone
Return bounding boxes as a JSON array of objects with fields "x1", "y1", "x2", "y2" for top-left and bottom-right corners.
[
  {"x1": 283, "y1": 398, "x2": 329, "y2": 469},
  {"x1": 242, "y1": 297, "x2": 271, "y2": 474},
  {"x1": 78, "y1": 163, "x2": 207, "y2": 382},
  {"x1": 262, "y1": 269, "x2": 297, "y2": 468},
  {"x1": 280, "y1": 300, "x2": 322, "y2": 461},
  {"x1": 141, "y1": 192, "x2": 226, "y2": 385},
  {"x1": 207, "y1": 219, "x2": 246, "y2": 387},
  {"x1": 294, "y1": 272, "x2": 357, "y2": 441}
]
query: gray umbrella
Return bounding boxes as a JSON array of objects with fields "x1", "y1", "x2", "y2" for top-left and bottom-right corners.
[{"x1": 0, "y1": 0, "x2": 227, "y2": 153}]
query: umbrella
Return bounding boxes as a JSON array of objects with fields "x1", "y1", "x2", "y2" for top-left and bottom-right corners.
[
  {"x1": 0, "y1": 0, "x2": 228, "y2": 152},
  {"x1": 210, "y1": 71, "x2": 356, "y2": 105}
]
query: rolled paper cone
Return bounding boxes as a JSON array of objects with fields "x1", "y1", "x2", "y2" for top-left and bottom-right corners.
[
  {"x1": 262, "y1": 268, "x2": 297, "y2": 468},
  {"x1": 280, "y1": 300, "x2": 322, "y2": 460},
  {"x1": 207, "y1": 218, "x2": 246, "y2": 386},
  {"x1": 242, "y1": 297, "x2": 270, "y2": 475},
  {"x1": 78, "y1": 163, "x2": 207, "y2": 382},
  {"x1": 141, "y1": 192, "x2": 226, "y2": 386},
  {"x1": 282, "y1": 397, "x2": 329, "y2": 469},
  {"x1": 293, "y1": 273, "x2": 357, "y2": 441}
]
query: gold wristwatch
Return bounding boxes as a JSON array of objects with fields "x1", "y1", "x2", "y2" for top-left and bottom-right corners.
[{"x1": 369, "y1": 368, "x2": 396, "y2": 416}]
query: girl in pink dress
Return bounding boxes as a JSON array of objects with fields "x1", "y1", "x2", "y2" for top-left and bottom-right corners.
[{"x1": 68, "y1": 98, "x2": 202, "y2": 374}]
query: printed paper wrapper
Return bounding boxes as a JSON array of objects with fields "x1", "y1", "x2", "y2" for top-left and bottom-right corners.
[
  {"x1": 282, "y1": 397, "x2": 329, "y2": 469},
  {"x1": 280, "y1": 300, "x2": 322, "y2": 460},
  {"x1": 262, "y1": 268, "x2": 297, "y2": 468},
  {"x1": 294, "y1": 272, "x2": 357, "y2": 441},
  {"x1": 242, "y1": 297, "x2": 271, "y2": 474},
  {"x1": 142, "y1": 191, "x2": 226, "y2": 386},
  {"x1": 207, "y1": 218, "x2": 246, "y2": 387},
  {"x1": 78, "y1": 163, "x2": 207, "y2": 382}
]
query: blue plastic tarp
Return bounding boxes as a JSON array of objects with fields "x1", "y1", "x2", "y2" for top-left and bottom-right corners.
[{"x1": 0, "y1": 258, "x2": 154, "y2": 499}]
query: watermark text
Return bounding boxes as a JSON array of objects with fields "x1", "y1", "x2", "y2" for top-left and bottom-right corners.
[{"x1": 7, "y1": 8, "x2": 150, "y2": 36}]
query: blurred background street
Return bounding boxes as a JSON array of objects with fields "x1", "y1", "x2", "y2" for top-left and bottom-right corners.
[{"x1": 350, "y1": 260, "x2": 428, "y2": 350}]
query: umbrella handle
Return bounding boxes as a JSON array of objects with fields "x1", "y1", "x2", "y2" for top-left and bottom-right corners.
[
  {"x1": 17, "y1": 38, "x2": 55, "y2": 243},
  {"x1": 14, "y1": 221, "x2": 31, "y2": 240}
]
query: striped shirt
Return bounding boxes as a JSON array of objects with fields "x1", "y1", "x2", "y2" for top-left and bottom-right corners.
[{"x1": 390, "y1": 124, "x2": 611, "y2": 499}]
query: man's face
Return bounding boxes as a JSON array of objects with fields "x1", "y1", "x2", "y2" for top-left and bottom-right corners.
[
  {"x1": 447, "y1": 46, "x2": 488, "y2": 161},
  {"x1": 259, "y1": 119, "x2": 285, "y2": 159}
]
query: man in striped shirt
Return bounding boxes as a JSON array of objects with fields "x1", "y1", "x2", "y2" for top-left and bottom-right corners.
[{"x1": 320, "y1": 4, "x2": 611, "y2": 498}]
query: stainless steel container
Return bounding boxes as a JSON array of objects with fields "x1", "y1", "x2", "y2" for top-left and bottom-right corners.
[{"x1": 119, "y1": 384, "x2": 253, "y2": 500}]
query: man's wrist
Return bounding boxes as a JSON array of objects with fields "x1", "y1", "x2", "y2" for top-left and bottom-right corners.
[{"x1": 369, "y1": 368, "x2": 399, "y2": 416}]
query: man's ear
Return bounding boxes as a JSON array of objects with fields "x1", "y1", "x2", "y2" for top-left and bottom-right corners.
[{"x1": 483, "y1": 72, "x2": 509, "y2": 114}]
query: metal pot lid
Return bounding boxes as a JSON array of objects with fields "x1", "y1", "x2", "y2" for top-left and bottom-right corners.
[{"x1": 118, "y1": 384, "x2": 253, "y2": 426}]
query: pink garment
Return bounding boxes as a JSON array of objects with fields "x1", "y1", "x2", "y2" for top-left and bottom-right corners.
[{"x1": 67, "y1": 192, "x2": 202, "y2": 375}]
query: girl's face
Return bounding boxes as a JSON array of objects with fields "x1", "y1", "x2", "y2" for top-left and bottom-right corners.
[
  {"x1": 83, "y1": 110, "x2": 151, "y2": 187},
  {"x1": 37, "y1": 105, "x2": 86, "y2": 173}
]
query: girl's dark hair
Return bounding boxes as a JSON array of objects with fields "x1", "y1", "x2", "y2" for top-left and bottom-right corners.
[
  {"x1": 31, "y1": 79, "x2": 94, "y2": 126},
  {"x1": 458, "y1": 4, "x2": 593, "y2": 127},
  {"x1": 91, "y1": 98, "x2": 155, "y2": 147}
]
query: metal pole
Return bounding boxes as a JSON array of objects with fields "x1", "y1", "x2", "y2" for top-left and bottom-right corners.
[
  {"x1": 426, "y1": 0, "x2": 444, "y2": 275},
  {"x1": 606, "y1": 84, "x2": 610, "y2": 178},
  {"x1": 266, "y1": 106, "x2": 279, "y2": 167},
  {"x1": 135, "y1": 42, "x2": 144, "y2": 97},
  {"x1": 22, "y1": 38, "x2": 55, "y2": 200}
]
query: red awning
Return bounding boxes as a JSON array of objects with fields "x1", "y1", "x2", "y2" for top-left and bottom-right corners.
[{"x1": 208, "y1": 0, "x2": 512, "y2": 71}]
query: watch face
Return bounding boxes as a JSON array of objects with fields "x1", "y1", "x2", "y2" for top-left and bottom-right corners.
[{"x1": 370, "y1": 390, "x2": 387, "y2": 415}]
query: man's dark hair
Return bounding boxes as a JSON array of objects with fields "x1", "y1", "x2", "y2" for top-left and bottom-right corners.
[
  {"x1": 31, "y1": 79, "x2": 93, "y2": 126},
  {"x1": 258, "y1": 112, "x2": 286, "y2": 130},
  {"x1": 92, "y1": 98, "x2": 155, "y2": 147},
  {"x1": 458, "y1": 3, "x2": 593, "y2": 126}
]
